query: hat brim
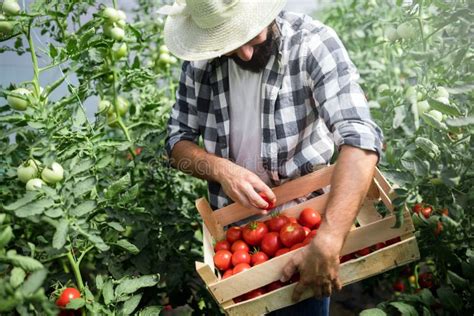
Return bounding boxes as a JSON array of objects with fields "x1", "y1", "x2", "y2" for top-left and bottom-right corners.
[{"x1": 163, "y1": 0, "x2": 287, "y2": 61}]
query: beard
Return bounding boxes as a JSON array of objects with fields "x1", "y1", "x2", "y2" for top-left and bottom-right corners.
[{"x1": 230, "y1": 23, "x2": 276, "y2": 73}]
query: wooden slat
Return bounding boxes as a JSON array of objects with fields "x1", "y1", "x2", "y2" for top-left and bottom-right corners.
[
  {"x1": 374, "y1": 168, "x2": 392, "y2": 196},
  {"x1": 196, "y1": 198, "x2": 225, "y2": 240},
  {"x1": 209, "y1": 247, "x2": 304, "y2": 303},
  {"x1": 341, "y1": 212, "x2": 414, "y2": 255},
  {"x1": 357, "y1": 199, "x2": 382, "y2": 226},
  {"x1": 202, "y1": 224, "x2": 216, "y2": 270},
  {"x1": 339, "y1": 237, "x2": 420, "y2": 285},
  {"x1": 366, "y1": 179, "x2": 380, "y2": 199},
  {"x1": 373, "y1": 177, "x2": 394, "y2": 213},
  {"x1": 224, "y1": 237, "x2": 420, "y2": 315},
  {"x1": 213, "y1": 165, "x2": 335, "y2": 226},
  {"x1": 195, "y1": 261, "x2": 218, "y2": 285}
]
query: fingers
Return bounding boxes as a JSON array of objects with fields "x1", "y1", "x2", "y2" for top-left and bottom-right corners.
[
  {"x1": 280, "y1": 258, "x2": 298, "y2": 283},
  {"x1": 332, "y1": 277, "x2": 343, "y2": 292},
  {"x1": 252, "y1": 180, "x2": 276, "y2": 204},
  {"x1": 243, "y1": 183, "x2": 269, "y2": 209},
  {"x1": 292, "y1": 280, "x2": 309, "y2": 302}
]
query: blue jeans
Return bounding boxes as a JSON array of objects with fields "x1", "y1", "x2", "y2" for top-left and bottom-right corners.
[{"x1": 267, "y1": 297, "x2": 330, "y2": 316}]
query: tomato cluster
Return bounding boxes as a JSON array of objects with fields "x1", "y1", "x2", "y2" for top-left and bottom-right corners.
[
  {"x1": 213, "y1": 208, "x2": 322, "y2": 301},
  {"x1": 339, "y1": 236, "x2": 402, "y2": 264}
]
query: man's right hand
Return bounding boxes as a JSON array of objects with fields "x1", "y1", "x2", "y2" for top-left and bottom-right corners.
[
  {"x1": 217, "y1": 160, "x2": 276, "y2": 211},
  {"x1": 170, "y1": 141, "x2": 276, "y2": 211}
]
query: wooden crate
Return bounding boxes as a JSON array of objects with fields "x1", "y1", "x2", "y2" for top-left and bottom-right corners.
[{"x1": 195, "y1": 165, "x2": 420, "y2": 315}]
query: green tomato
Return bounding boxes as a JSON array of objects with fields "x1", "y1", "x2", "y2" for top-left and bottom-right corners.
[
  {"x1": 405, "y1": 86, "x2": 417, "y2": 104},
  {"x1": 2, "y1": 0, "x2": 20, "y2": 16},
  {"x1": 115, "y1": 96, "x2": 129, "y2": 116},
  {"x1": 7, "y1": 88, "x2": 31, "y2": 111},
  {"x1": 427, "y1": 109, "x2": 443, "y2": 122},
  {"x1": 41, "y1": 162, "x2": 64, "y2": 184},
  {"x1": 116, "y1": 19, "x2": 126, "y2": 28},
  {"x1": 26, "y1": 178, "x2": 46, "y2": 191},
  {"x1": 434, "y1": 86, "x2": 449, "y2": 99},
  {"x1": 113, "y1": 43, "x2": 128, "y2": 59},
  {"x1": 116, "y1": 9, "x2": 127, "y2": 21},
  {"x1": 109, "y1": 26, "x2": 125, "y2": 41},
  {"x1": 103, "y1": 7, "x2": 120, "y2": 22},
  {"x1": 416, "y1": 100, "x2": 430, "y2": 115},
  {"x1": 159, "y1": 44, "x2": 170, "y2": 54},
  {"x1": 107, "y1": 113, "x2": 118, "y2": 127},
  {"x1": 0, "y1": 14, "x2": 14, "y2": 34},
  {"x1": 385, "y1": 26, "x2": 399, "y2": 42},
  {"x1": 17, "y1": 159, "x2": 40, "y2": 183},
  {"x1": 435, "y1": 96, "x2": 450, "y2": 105},
  {"x1": 397, "y1": 22, "x2": 417, "y2": 40},
  {"x1": 98, "y1": 99, "x2": 112, "y2": 114}
]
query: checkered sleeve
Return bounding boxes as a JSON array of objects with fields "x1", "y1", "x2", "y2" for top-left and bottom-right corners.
[
  {"x1": 306, "y1": 25, "x2": 383, "y2": 160},
  {"x1": 165, "y1": 61, "x2": 201, "y2": 158}
]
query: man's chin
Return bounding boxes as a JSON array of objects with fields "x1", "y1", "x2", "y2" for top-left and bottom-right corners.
[{"x1": 230, "y1": 56, "x2": 268, "y2": 73}]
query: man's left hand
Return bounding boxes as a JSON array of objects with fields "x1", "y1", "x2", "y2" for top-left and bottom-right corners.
[{"x1": 280, "y1": 230, "x2": 343, "y2": 301}]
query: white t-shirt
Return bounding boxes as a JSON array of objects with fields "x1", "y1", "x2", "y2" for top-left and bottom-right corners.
[{"x1": 228, "y1": 59, "x2": 271, "y2": 185}]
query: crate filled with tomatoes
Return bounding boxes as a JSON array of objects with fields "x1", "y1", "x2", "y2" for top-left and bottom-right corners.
[{"x1": 195, "y1": 165, "x2": 420, "y2": 315}]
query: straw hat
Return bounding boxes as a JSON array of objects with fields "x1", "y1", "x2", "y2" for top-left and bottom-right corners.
[{"x1": 158, "y1": 0, "x2": 287, "y2": 61}]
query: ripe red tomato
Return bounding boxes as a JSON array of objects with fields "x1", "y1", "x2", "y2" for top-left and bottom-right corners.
[
  {"x1": 303, "y1": 230, "x2": 317, "y2": 244},
  {"x1": 222, "y1": 269, "x2": 233, "y2": 279},
  {"x1": 226, "y1": 227, "x2": 242, "y2": 243},
  {"x1": 393, "y1": 280, "x2": 405, "y2": 292},
  {"x1": 267, "y1": 214, "x2": 290, "y2": 232},
  {"x1": 214, "y1": 250, "x2": 232, "y2": 271},
  {"x1": 418, "y1": 272, "x2": 434, "y2": 289},
  {"x1": 289, "y1": 273, "x2": 300, "y2": 283},
  {"x1": 275, "y1": 248, "x2": 290, "y2": 257},
  {"x1": 441, "y1": 208, "x2": 449, "y2": 217},
  {"x1": 232, "y1": 250, "x2": 251, "y2": 266},
  {"x1": 303, "y1": 226, "x2": 311, "y2": 236},
  {"x1": 290, "y1": 243, "x2": 305, "y2": 251},
  {"x1": 434, "y1": 221, "x2": 443, "y2": 236},
  {"x1": 251, "y1": 251, "x2": 269, "y2": 266},
  {"x1": 298, "y1": 208, "x2": 322, "y2": 229},
  {"x1": 259, "y1": 192, "x2": 275, "y2": 210},
  {"x1": 233, "y1": 262, "x2": 251, "y2": 274},
  {"x1": 421, "y1": 206, "x2": 433, "y2": 219},
  {"x1": 373, "y1": 242, "x2": 386, "y2": 251},
  {"x1": 214, "y1": 240, "x2": 230, "y2": 252},
  {"x1": 260, "y1": 232, "x2": 282, "y2": 257},
  {"x1": 385, "y1": 237, "x2": 401, "y2": 246},
  {"x1": 243, "y1": 287, "x2": 266, "y2": 300},
  {"x1": 242, "y1": 222, "x2": 268, "y2": 246},
  {"x1": 56, "y1": 288, "x2": 81, "y2": 308},
  {"x1": 231, "y1": 240, "x2": 249, "y2": 253},
  {"x1": 356, "y1": 247, "x2": 371, "y2": 257},
  {"x1": 412, "y1": 203, "x2": 424, "y2": 214},
  {"x1": 339, "y1": 253, "x2": 355, "y2": 263},
  {"x1": 266, "y1": 280, "x2": 285, "y2": 292},
  {"x1": 279, "y1": 223, "x2": 305, "y2": 248},
  {"x1": 288, "y1": 217, "x2": 298, "y2": 224}
]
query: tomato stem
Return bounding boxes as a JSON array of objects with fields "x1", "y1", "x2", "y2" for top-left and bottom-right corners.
[
  {"x1": 26, "y1": 20, "x2": 41, "y2": 98},
  {"x1": 66, "y1": 250, "x2": 85, "y2": 292}
]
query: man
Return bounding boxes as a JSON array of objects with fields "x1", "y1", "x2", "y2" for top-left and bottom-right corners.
[{"x1": 160, "y1": 0, "x2": 383, "y2": 314}]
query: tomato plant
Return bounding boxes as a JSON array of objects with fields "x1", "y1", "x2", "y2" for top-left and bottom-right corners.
[{"x1": 56, "y1": 287, "x2": 81, "y2": 308}]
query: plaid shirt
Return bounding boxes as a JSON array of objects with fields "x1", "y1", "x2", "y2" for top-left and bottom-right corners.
[{"x1": 166, "y1": 11, "x2": 383, "y2": 210}]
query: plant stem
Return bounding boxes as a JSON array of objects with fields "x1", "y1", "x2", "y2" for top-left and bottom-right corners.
[
  {"x1": 67, "y1": 250, "x2": 85, "y2": 292},
  {"x1": 27, "y1": 20, "x2": 40, "y2": 97}
]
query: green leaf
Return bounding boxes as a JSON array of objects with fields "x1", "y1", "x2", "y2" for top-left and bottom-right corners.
[
  {"x1": 45, "y1": 207, "x2": 63, "y2": 218},
  {"x1": 96, "y1": 156, "x2": 114, "y2": 169},
  {"x1": 10, "y1": 267, "x2": 26, "y2": 288},
  {"x1": 421, "y1": 113, "x2": 448, "y2": 130},
  {"x1": 105, "y1": 173, "x2": 131, "y2": 199},
  {"x1": 103, "y1": 279, "x2": 114, "y2": 305},
  {"x1": 436, "y1": 287, "x2": 462, "y2": 312},
  {"x1": 20, "y1": 269, "x2": 47, "y2": 295},
  {"x1": 74, "y1": 177, "x2": 96, "y2": 197},
  {"x1": 69, "y1": 159, "x2": 94, "y2": 177},
  {"x1": 53, "y1": 219, "x2": 68, "y2": 249},
  {"x1": 428, "y1": 98, "x2": 461, "y2": 116},
  {"x1": 70, "y1": 200, "x2": 96, "y2": 217},
  {"x1": 115, "y1": 239, "x2": 140, "y2": 254},
  {"x1": 447, "y1": 270, "x2": 469, "y2": 288},
  {"x1": 360, "y1": 308, "x2": 387, "y2": 316},
  {"x1": 66, "y1": 298, "x2": 85, "y2": 309},
  {"x1": 15, "y1": 198, "x2": 54, "y2": 218},
  {"x1": 0, "y1": 226, "x2": 13, "y2": 249},
  {"x1": 138, "y1": 306, "x2": 162, "y2": 316},
  {"x1": 115, "y1": 274, "x2": 160, "y2": 297},
  {"x1": 6, "y1": 255, "x2": 44, "y2": 271},
  {"x1": 3, "y1": 192, "x2": 39, "y2": 210},
  {"x1": 108, "y1": 222, "x2": 125, "y2": 232},
  {"x1": 96, "y1": 275, "x2": 104, "y2": 290},
  {"x1": 440, "y1": 168, "x2": 461, "y2": 187},
  {"x1": 388, "y1": 302, "x2": 418, "y2": 316},
  {"x1": 82, "y1": 232, "x2": 109, "y2": 252},
  {"x1": 446, "y1": 116, "x2": 474, "y2": 127},
  {"x1": 121, "y1": 294, "x2": 143, "y2": 315}
]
